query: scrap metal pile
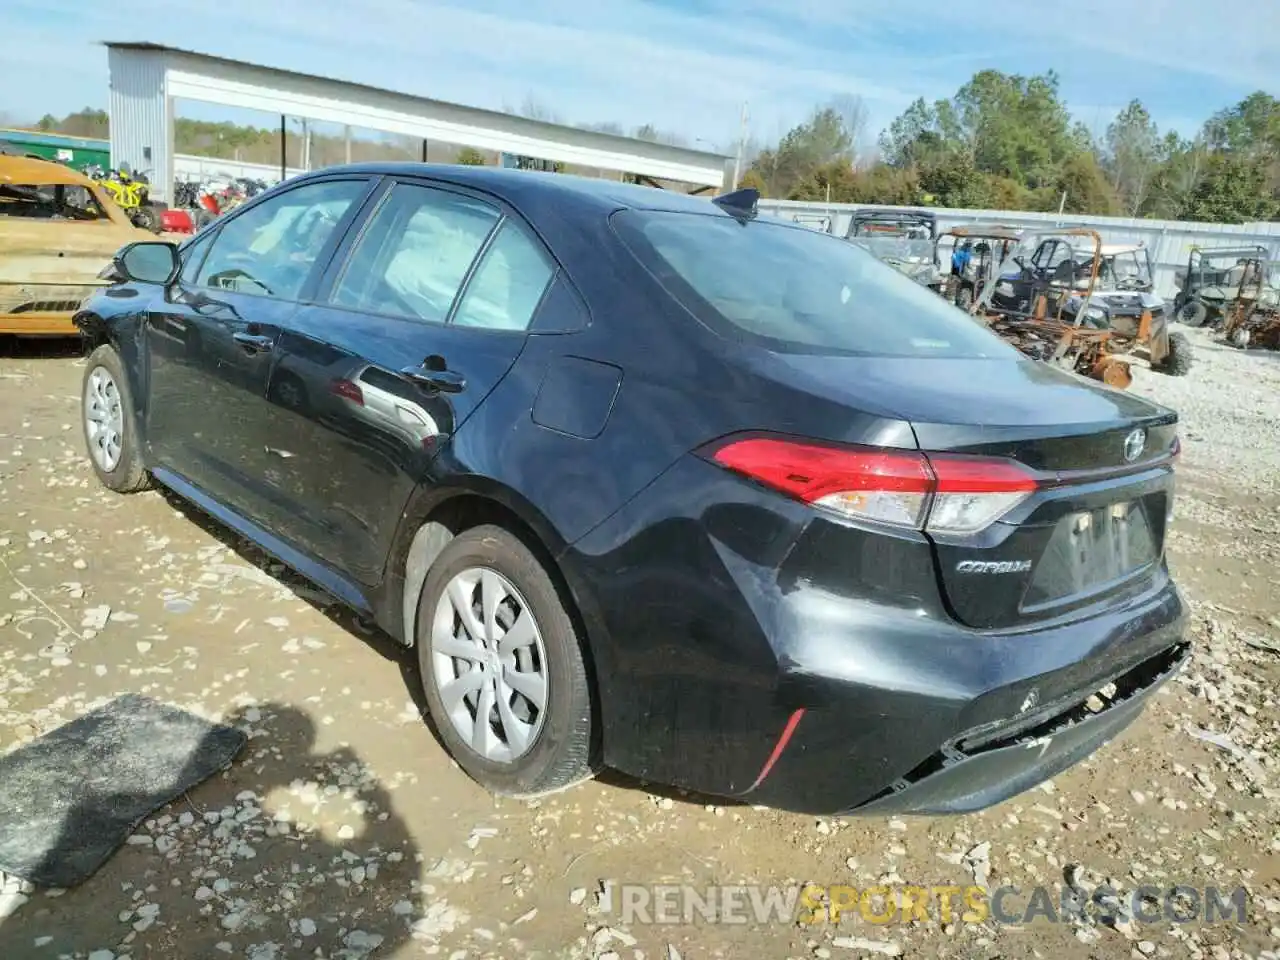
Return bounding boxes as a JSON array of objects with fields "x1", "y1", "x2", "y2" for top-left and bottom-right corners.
[{"x1": 951, "y1": 226, "x2": 1192, "y2": 388}]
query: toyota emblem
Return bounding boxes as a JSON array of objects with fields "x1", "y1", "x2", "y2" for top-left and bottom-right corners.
[{"x1": 1123, "y1": 428, "x2": 1146, "y2": 463}]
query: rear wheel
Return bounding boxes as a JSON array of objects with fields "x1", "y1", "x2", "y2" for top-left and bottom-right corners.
[
  {"x1": 82, "y1": 345, "x2": 150, "y2": 492},
  {"x1": 955, "y1": 286, "x2": 974, "y2": 312},
  {"x1": 1176, "y1": 300, "x2": 1207, "y2": 327},
  {"x1": 416, "y1": 525, "x2": 596, "y2": 797},
  {"x1": 1159, "y1": 331, "x2": 1193, "y2": 376}
]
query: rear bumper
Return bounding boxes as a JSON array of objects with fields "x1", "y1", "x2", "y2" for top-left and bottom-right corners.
[
  {"x1": 846, "y1": 641, "x2": 1186, "y2": 814},
  {"x1": 567, "y1": 454, "x2": 1189, "y2": 816},
  {"x1": 743, "y1": 573, "x2": 1186, "y2": 815}
]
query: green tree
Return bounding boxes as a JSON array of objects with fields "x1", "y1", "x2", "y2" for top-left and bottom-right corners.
[
  {"x1": 1105, "y1": 100, "x2": 1160, "y2": 215},
  {"x1": 456, "y1": 147, "x2": 486, "y2": 166},
  {"x1": 1180, "y1": 152, "x2": 1277, "y2": 222},
  {"x1": 1053, "y1": 152, "x2": 1119, "y2": 215}
]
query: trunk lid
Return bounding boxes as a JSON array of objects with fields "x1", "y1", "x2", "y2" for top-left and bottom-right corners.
[{"x1": 750, "y1": 353, "x2": 1178, "y2": 630}]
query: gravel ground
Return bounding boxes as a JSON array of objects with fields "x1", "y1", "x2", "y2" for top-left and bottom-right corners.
[{"x1": 0, "y1": 333, "x2": 1278, "y2": 960}]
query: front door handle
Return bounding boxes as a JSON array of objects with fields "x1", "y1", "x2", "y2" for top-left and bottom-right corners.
[
  {"x1": 401, "y1": 366, "x2": 466, "y2": 393},
  {"x1": 233, "y1": 332, "x2": 274, "y2": 353}
]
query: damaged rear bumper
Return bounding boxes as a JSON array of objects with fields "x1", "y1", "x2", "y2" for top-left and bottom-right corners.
[
  {"x1": 848, "y1": 641, "x2": 1187, "y2": 814},
  {"x1": 740, "y1": 574, "x2": 1186, "y2": 815}
]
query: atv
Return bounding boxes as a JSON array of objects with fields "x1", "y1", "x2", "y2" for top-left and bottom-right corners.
[
  {"x1": 844, "y1": 209, "x2": 943, "y2": 292},
  {"x1": 1173, "y1": 245, "x2": 1269, "y2": 328},
  {"x1": 974, "y1": 230, "x2": 1191, "y2": 386},
  {"x1": 1220, "y1": 258, "x2": 1280, "y2": 350},
  {"x1": 938, "y1": 224, "x2": 1022, "y2": 312}
]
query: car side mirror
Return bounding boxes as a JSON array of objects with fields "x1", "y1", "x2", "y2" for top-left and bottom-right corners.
[{"x1": 106, "y1": 241, "x2": 181, "y2": 285}]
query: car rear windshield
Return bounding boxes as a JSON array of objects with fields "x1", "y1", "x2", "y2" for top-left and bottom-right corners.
[{"x1": 612, "y1": 209, "x2": 1015, "y2": 359}]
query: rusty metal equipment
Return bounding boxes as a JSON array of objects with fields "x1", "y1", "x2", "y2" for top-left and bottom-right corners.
[
  {"x1": 968, "y1": 228, "x2": 1138, "y2": 387},
  {"x1": 1220, "y1": 258, "x2": 1280, "y2": 350}
]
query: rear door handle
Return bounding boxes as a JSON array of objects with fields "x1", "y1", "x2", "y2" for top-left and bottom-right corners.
[
  {"x1": 233, "y1": 332, "x2": 274, "y2": 352},
  {"x1": 401, "y1": 366, "x2": 466, "y2": 393}
]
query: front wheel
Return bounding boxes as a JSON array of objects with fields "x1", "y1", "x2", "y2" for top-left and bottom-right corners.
[
  {"x1": 416, "y1": 525, "x2": 597, "y2": 797},
  {"x1": 955, "y1": 286, "x2": 974, "y2": 312},
  {"x1": 82, "y1": 344, "x2": 151, "y2": 492},
  {"x1": 1176, "y1": 300, "x2": 1208, "y2": 327}
]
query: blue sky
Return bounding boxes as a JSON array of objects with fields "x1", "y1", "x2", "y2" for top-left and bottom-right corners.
[{"x1": 2, "y1": 0, "x2": 1276, "y2": 153}]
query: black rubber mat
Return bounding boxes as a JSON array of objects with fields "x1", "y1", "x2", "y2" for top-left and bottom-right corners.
[{"x1": 0, "y1": 694, "x2": 246, "y2": 887}]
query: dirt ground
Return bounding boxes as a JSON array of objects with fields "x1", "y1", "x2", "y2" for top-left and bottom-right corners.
[{"x1": 0, "y1": 327, "x2": 1277, "y2": 960}]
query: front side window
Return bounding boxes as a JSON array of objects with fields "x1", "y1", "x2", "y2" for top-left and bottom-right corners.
[
  {"x1": 453, "y1": 220, "x2": 555, "y2": 330},
  {"x1": 179, "y1": 228, "x2": 217, "y2": 285},
  {"x1": 332, "y1": 183, "x2": 500, "y2": 324},
  {"x1": 613, "y1": 210, "x2": 1015, "y2": 359},
  {"x1": 196, "y1": 179, "x2": 366, "y2": 300}
]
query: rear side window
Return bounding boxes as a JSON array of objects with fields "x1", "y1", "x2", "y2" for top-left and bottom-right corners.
[
  {"x1": 332, "y1": 183, "x2": 500, "y2": 324},
  {"x1": 453, "y1": 220, "x2": 555, "y2": 330},
  {"x1": 613, "y1": 210, "x2": 1016, "y2": 359}
]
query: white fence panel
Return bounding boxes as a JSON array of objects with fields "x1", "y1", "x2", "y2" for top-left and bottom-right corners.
[{"x1": 757, "y1": 199, "x2": 1280, "y2": 299}]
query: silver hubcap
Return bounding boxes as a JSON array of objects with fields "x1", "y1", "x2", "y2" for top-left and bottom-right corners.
[
  {"x1": 431, "y1": 567, "x2": 548, "y2": 763},
  {"x1": 85, "y1": 366, "x2": 124, "y2": 473}
]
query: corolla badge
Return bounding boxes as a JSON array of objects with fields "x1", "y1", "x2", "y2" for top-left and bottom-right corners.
[
  {"x1": 1123, "y1": 428, "x2": 1146, "y2": 463},
  {"x1": 955, "y1": 560, "x2": 1033, "y2": 574}
]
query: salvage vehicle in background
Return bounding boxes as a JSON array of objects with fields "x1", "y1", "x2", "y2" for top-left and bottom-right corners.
[
  {"x1": 844, "y1": 208, "x2": 943, "y2": 291},
  {"x1": 0, "y1": 155, "x2": 151, "y2": 337},
  {"x1": 939, "y1": 223, "x2": 1021, "y2": 311},
  {"x1": 74, "y1": 166, "x2": 1186, "y2": 815},
  {"x1": 978, "y1": 231, "x2": 1191, "y2": 385},
  {"x1": 1172, "y1": 245, "x2": 1269, "y2": 328},
  {"x1": 1220, "y1": 258, "x2": 1280, "y2": 350}
]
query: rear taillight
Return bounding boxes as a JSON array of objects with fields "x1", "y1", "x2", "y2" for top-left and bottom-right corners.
[
  {"x1": 706, "y1": 436, "x2": 1038, "y2": 535},
  {"x1": 329, "y1": 379, "x2": 364, "y2": 405}
]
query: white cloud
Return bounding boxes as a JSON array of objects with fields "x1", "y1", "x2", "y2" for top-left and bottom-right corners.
[{"x1": 2, "y1": 0, "x2": 1275, "y2": 148}]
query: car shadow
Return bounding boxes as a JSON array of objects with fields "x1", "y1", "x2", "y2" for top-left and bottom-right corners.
[
  {"x1": 151, "y1": 487, "x2": 765, "y2": 815},
  {"x1": 0, "y1": 702, "x2": 424, "y2": 958},
  {"x1": 153, "y1": 488, "x2": 444, "y2": 749}
]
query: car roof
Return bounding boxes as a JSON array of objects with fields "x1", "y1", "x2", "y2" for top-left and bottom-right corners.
[
  {"x1": 299, "y1": 162, "x2": 727, "y2": 216},
  {"x1": 0, "y1": 155, "x2": 96, "y2": 187}
]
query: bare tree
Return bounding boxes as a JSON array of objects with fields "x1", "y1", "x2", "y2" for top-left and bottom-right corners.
[{"x1": 828, "y1": 93, "x2": 870, "y2": 168}]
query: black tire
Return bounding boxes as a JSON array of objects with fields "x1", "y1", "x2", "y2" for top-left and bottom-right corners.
[
  {"x1": 955, "y1": 286, "x2": 974, "y2": 312},
  {"x1": 82, "y1": 344, "x2": 151, "y2": 492},
  {"x1": 1159, "y1": 331, "x2": 1193, "y2": 376},
  {"x1": 132, "y1": 205, "x2": 161, "y2": 233},
  {"x1": 416, "y1": 525, "x2": 596, "y2": 797},
  {"x1": 1177, "y1": 300, "x2": 1208, "y2": 327}
]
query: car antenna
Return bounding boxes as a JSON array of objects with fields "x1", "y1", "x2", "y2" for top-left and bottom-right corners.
[{"x1": 712, "y1": 187, "x2": 759, "y2": 223}]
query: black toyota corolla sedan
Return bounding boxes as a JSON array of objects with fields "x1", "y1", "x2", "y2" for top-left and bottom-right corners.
[{"x1": 75, "y1": 164, "x2": 1187, "y2": 814}]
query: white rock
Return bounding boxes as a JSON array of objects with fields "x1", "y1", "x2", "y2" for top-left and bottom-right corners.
[
  {"x1": 832, "y1": 938, "x2": 902, "y2": 956},
  {"x1": 81, "y1": 605, "x2": 111, "y2": 630},
  {"x1": 87, "y1": 951, "x2": 115, "y2": 960},
  {"x1": 33, "y1": 936, "x2": 52, "y2": 947},
  {"x1": 570, "y1": 887, "x2": 588, "y2": 905},
  {"x1": 337, "y1": 824, "x2": 355, "y2": 840},
  {"x1": 194, "y1": 886, "x2": 214, "y2": 901},
  {"x1": 298, "y1": 918, "x2": 317, "y2": 937}
]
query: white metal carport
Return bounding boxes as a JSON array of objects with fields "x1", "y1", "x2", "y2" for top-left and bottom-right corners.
[{"x1": 105, "y1": 42, "x2": 734, "y2": 203}]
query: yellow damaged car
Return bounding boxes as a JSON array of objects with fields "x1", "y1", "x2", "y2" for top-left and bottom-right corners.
[{"x1": 0, "y1": 155, "x2": 152, "y2": 337}]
